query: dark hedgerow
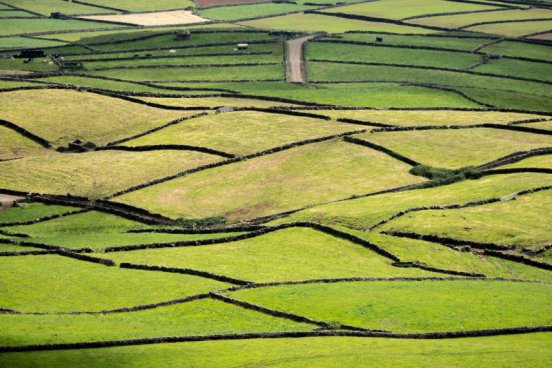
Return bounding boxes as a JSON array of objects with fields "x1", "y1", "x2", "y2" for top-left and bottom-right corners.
[{"x1": 410, "y1": 165, "x2": 483, "y2": 188}]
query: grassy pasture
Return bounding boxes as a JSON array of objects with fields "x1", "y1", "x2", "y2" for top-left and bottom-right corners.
[
  {"x1": 307, "y1": 61, "x2": 552, "y2": 95},
  {"x1": 0, "y1": 36, "x2": 67, "y2": 50},
  {"x1": 124, "y1": 110, "x2": 360, "y2": 155},
  {"x1": 0, "y1": 126, "x2": 44, "y2": 160},
  {"x1": 0, "y1": 255, "x2": 227, "y2": 312},
  {"x1": 466, "y1": 20, "x2": 552, "y2": 37},
  {"x1": 517, "y1": 120, "x2": 552, "y2": 131},
  {"x1": 0, "y1": 0, "x2": 114, "y2": 16},
  {"x1": 0, "y1": 150, "x2": 221, "y2": 197},
  {"x1": 1, "y1": 334, "x2": 550, "y2": 368},
  {"x1": 336, "y1": 32, "x2": 489, "y2": 51},
  {"x1": 0, "y1": 89, "x2": 195, "y2": 146},
  {"x1": 75, "y1": 0, "x2": 196, "y2": 12},
  {"x1": 280, "y1": 173, "x2": 552, "y2": 230},
  {"x1": 136, "y1": 96, "x2": 294, "y2": 108},
  {"x1": 308, "y1": 42, "x2": 481, "y2": 69},
  {"x1": 359, "y1": 128, "x2": 552, "y2": 168},
  {"x1": 0, "y1": 298, "x2": 310, "y2": 347},
  {"x1": 474, "y1": 58, "x2": 552, "y2": 82},
  {"x1": 380, "y1": 190, "x2": 552, "y2": 249},
  {"x1": 196, "y1": 81, "x2": 480, "y2": 107},
  {"x1": 410, "y1": 8, "x2": 552, "y2": 29},
  {"x1": 322, "y1": 0, "x2": 500, "y2": 20},
  {"x1": 228, "y1": 280, "x2": 552, "y2": 332},
  {"x1": 86, "y1": 64, "x2": 284, "y2": 81},
  {"x1": 0, "y1": 18, "x2": 124, "y2": 37},
  {"x1": 0, "y1": 203, "x2": 75, "y2": 224},
  {"x1": 356, "y1": 232, "x2": 552, "y2": 282},
  {"x1": 198, "y1": 3, "x2": 318, "y2": 21},
  {"x1": 312, "y1": 109, "x2": 543, "y2": 126},
  {"x1": 87, "y1": 31, "x2": 275, "y2": 51},
  {"x1": 239, "y1": 13, "x2": 438, "y2": 33},
  {"x1": 84, "y1": 53, "x2": 278, "y2": 69},
  {"x1": 115, "y1": 139, "x2": 425, "y2": 221},
  {"x1": 106, "y1": 227, "x2": 438, "y2": 282},
  {"x1": 481, "y1": 40, "x2": 552, "y2": 62},
  {"x1": 0, "y1": 57, "x2": 59, "y2": 72},
  {"x1": 457, "y1": 86, "x2": 552, "y2": 112}
]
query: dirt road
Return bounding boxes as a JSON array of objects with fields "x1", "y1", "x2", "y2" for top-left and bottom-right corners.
[{"x1": 286, "y1": 35, "x2": 318, "y2": 83}]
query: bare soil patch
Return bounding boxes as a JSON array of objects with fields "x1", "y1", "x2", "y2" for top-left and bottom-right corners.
[
  {"x1": 530, "y1": 32, "x2": 552, "y2": 40},
  {"x1": 78, "y1": 10, "x2": 209, "y2": 26},
  {"x1": 0, "y1": 194, "x2": 24, "y2": 210}
]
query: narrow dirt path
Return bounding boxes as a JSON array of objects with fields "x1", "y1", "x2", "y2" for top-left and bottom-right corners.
[{"x1": 286, "y1": 35, "x2": 318, "y2": 83}]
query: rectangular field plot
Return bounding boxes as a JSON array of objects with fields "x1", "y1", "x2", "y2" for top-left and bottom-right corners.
[
  {"x1": 123, "y1": 111, "x2": 360, "y2": 155},
  {"x1": 199, "y1": 3, "x2": 319, "y2": 21},
  {"x1": 466, "y1": 20, "x2": 552, "y2": 37},
  {"x1": 0, "y1": 0, "x2": 114, "y2": 16},
  {"x1": 359, "y1": 128, "x2": 552, "y2": 168},
  {"x1": 307, "y1": 62, "x2": 552, "y2": 100},
  {"x1": 307, "y1": 42, "x2": 481, "y2": 69},
  {"x1": 0, "y1": 36, "x2": 67, "y2": 50},
  {"x1": 313, "y1": 110, "x2": 544, "y2": 126},
  {"x1": 1, "y1": 334, "x2": 550, "y2": 368},
  {"x1": 227, "y1": 280, "x2": 552, "y2": 332},
  {"x1": 481, "y1": 40, "x2": 552, "y2": 62},
  {"x1": 282, "y1": 173, "x2": 552, "y2": 230},
  {"x1": 380, "y1": 189, "x2": 552, "y2": 250},
  {"x1": 87, "y1": 64, "x2": 284, "y2": 82},
  {"x1": 0, "y1": 89, "x2": 194, "y2": 146},
  {"x1": 136, "y1": 96, "x2": 295, "y2": 109},
  {"x1": 321, "y1": 0, "x2": 501, "y2": 20},
  {"x1": 107, "y1": 227, "x2": 438, "y2": 282},
  {"x1": 114, "y1": 139, "x2": 425, "y2": 221},
  {"x1": 472, "y1": 58, "x2": 552, "y2": 82},
  {"x1": 0, "y1": 18, "x2": 123, "y2": 37},
  {"x1": 0, "y1": 203, "x2": 75, "y2": 225},
  {"x1": 410, "y1": 8, "x2": 552, "y2": 29},
  {"x1": 0, "y1": 150, "x2": 221, "y2": 197},
  {"x1": 77, "y1": 0, "x2": 196, "y2": 12},
  {"x1": 239, "y1": 13, "x2": 438, "y2": 33},
  {"x1": 0, "y1": 298, "x2": 309, "y2": 347},
  {"x1": 334, "y1": 33, "x2": 490, "y2": 51},
  {"x1": 0, "y1": 255, "x2": 227, "y2": 313}
]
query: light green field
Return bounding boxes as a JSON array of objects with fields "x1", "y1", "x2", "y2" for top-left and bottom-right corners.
[
  {"x1": 76, "y1": 0, "x2": 196, "y2": 12},
  {"x1": 0, "y1": 18, "x2": 123, "y2": 37},
  {"x1": 1, "y1": 334, "x2": 550, "y2": 368},
  {"x1": 356, "y1": 232, "x2": 552, "y2": 282},
  {"x1": 0, "y1": 298, "x2": 310, "y2": 346},
  {"x1": 87, "y1": 64, "x2": 284, "y2": 82},
  {"x1": 473, "y1": 58, "x2": 552, "y2": 82},
  {"x1": 313, "y1": 109, "x2": 543, "y2": 126},
  {"x1": 106, "y1": 227, "x2": 437, "y2": 282},
  {"x1": 228, "y1": 280, "x2": 552, "y2": 332},
  {"x1": 380, "y1": 189, "x2": 552, "y2": 249},
  {"x1": 0, "y1": 0, "x2": 114, "y2": 16},
  {"x1": 480, "y1": 40, "x2": 552, "y2": 62},
  {"x1": 358, "y1": 128, "x2": 552, "y2": 168},
  {"x1": 280, "y1": 173, "x2": 552, "y2": 230},
  {"x1": 517, "y1": 121, "x2": 552, "y2": 131},
  {"x1": 323, "y1": 0, "x2": 500, "y2": 20},
  {"x1": 411, "y1": 8, "x2": 552, "y2": 29},
  {"x1": 0, "y1": 126, "x2": 44, "y2": 159},
  {"x1": 0, "y1": 89, "x2": 195, "y2": 146},
  {"x1": 124, "y1": 110, "x2": 360, "y2": 155},
  {"x1": 338, "y1": 32, "x2": 488, "y2": 50},
  {"x1": 0, "y1": 36, "x2": 67, "y2": 50},
  {"x1": 0, "y1": 203, "x2": 75, "y2": 224},
  {"x1": 115, "y1": 139, "x2": 425, "y2": 221},
  {"x1": 239, "y1": 13, "x2": 437, "y2": 33},
  {"x1": 0, "y1": 150, "x2": 220, "y2": 197},
  {"x1": 137, "y1": 96, "x2": 294, "y2": 108},
  {"x1": 199, "y1": 3, "x2": 318, "y2": 21},
  {"x1": 308, "y1": 42, "x2": 481, "y2": 69},
  {"x1": 0, "y1": 255, "x2": 227, "y2": 312},
  {"x1": 500, "y1": 154, "x2": 552, "y2": 169},
  {"x1": 466, "y1": 20, "x2": 552, "y2": 37}
]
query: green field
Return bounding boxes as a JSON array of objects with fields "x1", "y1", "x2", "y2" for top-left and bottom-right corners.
[{"x1": 1, "y1": 2, "x2": 551, "y2": 367}]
